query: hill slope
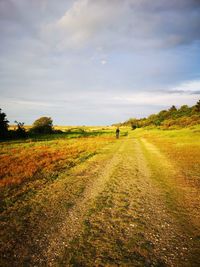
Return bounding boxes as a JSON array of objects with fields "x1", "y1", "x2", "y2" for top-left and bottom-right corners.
[{"x1": 114, "y1": 100, "x2": 200, "y2": 129}]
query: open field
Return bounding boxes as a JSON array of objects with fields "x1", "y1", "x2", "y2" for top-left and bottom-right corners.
[
  {"x1": 8, "y1": 125, "x2": 117, "y2": 132},
  {"x1": 0, "y1": 126, "x2": 200, "y2": 266}
]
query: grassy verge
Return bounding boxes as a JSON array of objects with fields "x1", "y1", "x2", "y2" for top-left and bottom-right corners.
[
  {"x1": 0, "y1": 136, "x2": 120, "y2": 266},
  {"x1": 133, "y1": 128, "x2": 200, "y2": 266},
  {"x1": 57, "y1": 139, "x2": 165, "y2": 267},
  {"x1": 132, "y1": 125, "x2": 200, "y2": 185}
]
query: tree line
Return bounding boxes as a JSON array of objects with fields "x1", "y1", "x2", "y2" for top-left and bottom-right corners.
[
  {"x1": 0, "y1": 110, "x2": 56, "y2": 140},
  {"x1": 1, "y1": 100, "x2": 200, "y2": 139},
  {"x1": 114, "y1": 100, "x2": 200, "y2": 129}
]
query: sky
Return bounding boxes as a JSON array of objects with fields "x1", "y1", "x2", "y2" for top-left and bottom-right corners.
[{"x1": 0, "y1": 0, "x2": 200, "y2": 125}]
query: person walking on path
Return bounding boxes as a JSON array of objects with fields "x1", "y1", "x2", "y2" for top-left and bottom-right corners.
[{"x1": 116, "y1": 127, "x2": 120, "y2": 139}]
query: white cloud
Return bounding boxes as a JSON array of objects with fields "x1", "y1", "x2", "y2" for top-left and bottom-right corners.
[
  {"x1": 41, "y1": 0, "x2": 200, "y2": 51},
  {"x1": 1, "y1": 96, "x2": 59, "y2": 108},
  {"x1": 114, "y1": 92, "x2": 198, "y2": 107},
  {"x1": 171, "y1": 80, "x2": 200, "y2": 92},
  {"x1": 113, "y1": 80, "x2": 200, "y2": 107},
  {"x1": 1, "y1": 1, "x2": 200, "y2": 125},
  {"x1": 101, "y1": 60, "x2": 107, "y2": 65}
]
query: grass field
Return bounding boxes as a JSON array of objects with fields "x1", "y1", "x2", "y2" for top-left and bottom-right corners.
[{"x1": 0, "y1": 126, "x2": 200, "y2": 266}]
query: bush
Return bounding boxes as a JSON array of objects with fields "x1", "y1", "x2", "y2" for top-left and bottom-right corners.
[
  {"x1": 30, "y1": 117, "x2": 53, "y2": 134},
  {"x1": 0, "y1": 108, "x2": 9, "y2": 139},
  {"x1": 14, "y1": 121, "x2": 27, "y2": 138}
]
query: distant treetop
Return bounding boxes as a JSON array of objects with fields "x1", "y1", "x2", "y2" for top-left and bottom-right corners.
[
  {"x1": 0, "y1": 108, "x2": 9, "y2": 139},
  {"x1": 31, "y1": 116, "x2": 53, "y2": 134},
  {"x1": 113, "y1": 100, "x2": 200, "y2": 129}
]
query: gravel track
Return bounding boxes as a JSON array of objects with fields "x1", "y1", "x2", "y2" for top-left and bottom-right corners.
[{"x1": 1, "y1": 137, "x2": 199, "y2": 266}]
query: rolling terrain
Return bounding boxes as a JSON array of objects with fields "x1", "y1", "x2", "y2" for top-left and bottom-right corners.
[{"x1": 0, "y1": 127, "x2": 200, "y2": 266}]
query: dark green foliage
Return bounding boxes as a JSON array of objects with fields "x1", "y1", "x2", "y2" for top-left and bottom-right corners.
[
  {"x1": 169, "y1": 105, "x2": 177, "y2": 112},
  {"x1": 129, "y1": 119, "x2": 138, "y2": 130},
  {"x1": 14, "y1": 121, "x2": 27, "y2": 138},
  {"x1": 0, "y1": 109, "x2": 27, "y2": 140},
  {"x1": 0, "y1": 108, "x2": 9, "y2": 139},
  {"x1": 131, "y1": 122, "x2": 137, "y2": 130},
  {"x1": 195, "y1": 100, "x2": 200, "y2": 113},
  {"x1": 30, "y1": 117, "x2": 53, "y2": 134},
  {"x1": 116, "y1": 100, "x2": 200, "y2": 128}
]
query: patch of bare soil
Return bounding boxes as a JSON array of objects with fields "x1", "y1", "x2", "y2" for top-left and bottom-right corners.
[
  {"x1": 44, "y1": 140, "x2": 126, "y2": 266},
  {"x1": 1, "y1": 137, "x2": 199, "y2": 266},
  {"x1": 0, "y1": 139, "x2": 124, "y2": 266},
  {"x1": 54, "y1": 138, "x2": 199, "y2": 266}
]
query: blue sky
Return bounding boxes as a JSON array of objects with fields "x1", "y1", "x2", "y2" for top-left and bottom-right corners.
[{"x1": 0, "y1": 0, "x2": 200, "y2": 125}]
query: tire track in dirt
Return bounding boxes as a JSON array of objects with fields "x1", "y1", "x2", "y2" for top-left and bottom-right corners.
[
  {"x1": 37, "y1": 139, "x2": 127, "y2": 266},
  {"x1": 141, "y1": 137, "x2": 200, "y2": 230},
  {"x1": 134, "y1": 138, "x2": 199, "y2": 267},
  {"x1": 1, "y1": 139, "x2": 122, "y2": 267},
  {"x1": 140, "y1": 138, "x2": 200, "y2": 266},
  {"x1": 7, "y1": 136, "x2": 199, "y2": 266},
  {"x1": 55, "y1": 137, "x2": 199, "y2": 266}
]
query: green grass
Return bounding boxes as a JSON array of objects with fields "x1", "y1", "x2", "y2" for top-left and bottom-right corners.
[
  {"x1": 1, "y1": 125, "x2": 199, "y2": 266},
  {"x1": 132, "y1": 124, "x2": 200, "y2": 142},
  {"x1": 1, "y1": 126, "x2": 129, "y2": 143}
]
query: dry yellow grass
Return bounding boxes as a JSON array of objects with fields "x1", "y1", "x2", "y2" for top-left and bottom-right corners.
[
  {"x1": 134, "y1": 127, "x2": 200, "y2": 186},
  {"x1": 1, "y1": 127, "x2": 199, "y2": 266},
  {"x1": 0, "y1": 137, "x2": 114, "y2": 187}
]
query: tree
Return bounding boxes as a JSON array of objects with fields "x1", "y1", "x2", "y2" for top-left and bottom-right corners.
[
  {"x1": 168, "y1": 105, "x2": 178, "y2": 119},
  {"x1": 30, "y1": 117, "x2": 53, "y2": 134},
  {"x1": 169, "y1": 105, "x2": 177, "y2": 112},
  {"x1": 0, "y1": 108, "x2": 9, "y2": 139},
  {"x1": 179, "y1": 105, "x2": 189, "y2": 111},
  {"x1": 14, "y1": 121, "x2": 27, "y2": 138},
  {"x1": 195, "y1": 100, "x2": 200, "y2": 113},
  {"x1": 129, "y1": 118, "x2": 138, "y2": 130}
]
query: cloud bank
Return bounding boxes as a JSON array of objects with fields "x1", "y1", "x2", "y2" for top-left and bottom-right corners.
[
  {"x1": 43, "y1": 0, "x2": 200, "y2": 50},
  {"x1": 0, "y1": 0, "x2": 200, "y2": 124}
]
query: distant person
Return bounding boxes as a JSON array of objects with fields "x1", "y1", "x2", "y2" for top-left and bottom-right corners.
[{"x1": 116, "y1": 127, "x2": 120, "y2": 139}]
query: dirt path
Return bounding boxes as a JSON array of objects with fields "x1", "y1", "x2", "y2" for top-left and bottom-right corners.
[
  {"x1": 49, "y1": 137, "x2": 199, "y2": 267},
  {"x1": 44, "y1": 139, "x2": 127, "y2": 266},
  {"x1": 2, "y1": 136, "x2": 199, "y2": 266}
]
